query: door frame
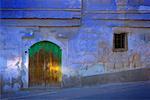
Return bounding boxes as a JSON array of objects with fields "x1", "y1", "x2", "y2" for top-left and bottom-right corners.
[{"x1": 21, "y1": 37, "x2": 68, "y2": 88}]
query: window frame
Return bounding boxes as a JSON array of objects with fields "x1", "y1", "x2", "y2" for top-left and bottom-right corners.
[{"x1": 113, "y1": 32, "x2": 128, "y2": 52}]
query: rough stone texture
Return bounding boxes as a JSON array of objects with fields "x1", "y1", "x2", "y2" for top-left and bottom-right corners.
[
  {"x1": 0, "y1": 0, "x2": 150, "y2": 92},
  {"x1": 81, "y1": 67, "x2": 150, "y2": 86}
]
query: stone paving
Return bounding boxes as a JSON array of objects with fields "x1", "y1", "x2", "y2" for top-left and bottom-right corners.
[{"x1": 1, "y1": 81, "x2": 150, "y2": 100}]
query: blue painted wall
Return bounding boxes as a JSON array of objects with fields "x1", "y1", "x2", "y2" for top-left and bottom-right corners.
[
  {"x1": 1, "y1": 0, "x2": 81, "y2": 9},
  {"x1": 0, "y1": 0, "x2": 150, "y2": 92}
]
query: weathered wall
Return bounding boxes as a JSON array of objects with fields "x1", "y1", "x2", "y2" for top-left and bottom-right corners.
[
  {"x1": 0, "y1": 0, "x2": 81, "y2": 92},
  {"x1": 0, "y1": 0, "x2": 150, "y2": 92},
  {"x1": 68, "y1": 0, "x2": 150, "y2": 77},
  {"x1": 81, "y1": 67, "x2": 150, "y2": 86},
  {"x1": 69, "y1": 27, "x2": 150, "y2": 76},
  {"x1": 0, "y1": 26, "x2": 80, "y2": 92}
]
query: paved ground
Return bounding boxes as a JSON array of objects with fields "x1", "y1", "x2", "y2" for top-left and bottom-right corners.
[{"x1": 1, "y1": 81, "x2": 150, "y2": 100}]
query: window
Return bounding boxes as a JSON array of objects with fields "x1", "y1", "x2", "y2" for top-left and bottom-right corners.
[{"x1": 113, "y1": 33, "x2": 128, "y2": 52}]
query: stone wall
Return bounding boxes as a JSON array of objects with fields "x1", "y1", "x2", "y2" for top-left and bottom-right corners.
[
  {"x1": 0, "y1": 26, "x2": 79, "y2": 92},
  {"x1": 68, "y1": 0, "x2": 150, "y2": 77},
  {"x1": 68, "y1": 26, "x2": 150, "y2": 76},
  {"x1": 1, "y1": 0, "x2": 150, "y2": 92},
  {"x1": 81, "y1": 67, "x2": 150, "y2": 86}
]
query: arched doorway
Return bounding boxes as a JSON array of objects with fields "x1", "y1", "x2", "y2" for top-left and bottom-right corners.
[{"x1": 29, "y1": 41, "x2": 62, "y2": 87}]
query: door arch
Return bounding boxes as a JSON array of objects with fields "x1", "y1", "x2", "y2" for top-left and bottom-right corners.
[{"x1": 29, "y1": 41, "x2": 62, "y2": 87}]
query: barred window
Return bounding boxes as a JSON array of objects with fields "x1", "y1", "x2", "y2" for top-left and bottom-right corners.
[{"x1": 113, "y1": 33, "x2": 128, "y2": 52}]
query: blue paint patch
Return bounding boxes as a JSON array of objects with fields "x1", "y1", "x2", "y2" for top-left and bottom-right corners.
[
  {"x1": 1, "y1": 0, "x2": 81, "y2": 9},
  {"x1": 86, "y1": 0, "x2": 116, "y2": 10},
  {"x1": 1, "y1": 10, "x2": 81, "y2": 18}
]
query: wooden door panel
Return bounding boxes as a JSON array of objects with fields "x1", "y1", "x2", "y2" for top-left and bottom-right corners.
[{"x1": 29, "y1": 41, "x2": 62, "y2": 87}]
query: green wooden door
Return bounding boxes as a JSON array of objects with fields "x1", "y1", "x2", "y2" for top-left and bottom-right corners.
[{"x1": 29, "y1": 41, "x2": 62, "y2": 87}]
